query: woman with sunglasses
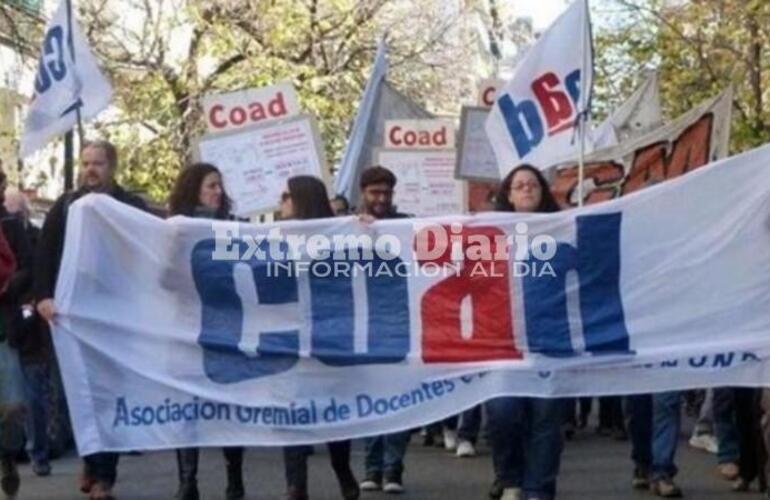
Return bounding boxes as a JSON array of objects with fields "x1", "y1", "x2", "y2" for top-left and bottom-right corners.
[{"x1": 278, "y1": 175, "x2": 360, "y2": 500}]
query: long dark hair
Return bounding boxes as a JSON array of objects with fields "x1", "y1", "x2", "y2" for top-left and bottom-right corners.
[
  {"x1": 168, "y1": 162, "x2": 232, "y2": 217},
  {"x1": 495, "y1": 164, "x2": 560, "y2": 213},
  {"x1": 287, "y1": 175, "x2": 334, "y2": 220}
]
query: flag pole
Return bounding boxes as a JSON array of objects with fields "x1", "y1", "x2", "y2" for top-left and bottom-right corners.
[
  {"x1": 65, "y1": 0, "x2": 84, "y2": 145},
  {"x1": 577, "y1": 0, "x2": 590, "y2": 208}
]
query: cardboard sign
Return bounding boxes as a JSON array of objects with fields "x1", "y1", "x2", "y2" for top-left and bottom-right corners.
[
  {"x1": 197, "y1": 114, "x2": 327, "y2": 216},
  {"x1": 477, "y1": 79, "x2": 504, "y2": 108},
  {"x1": 548, "y1": 89, "x2": 733, "y2": 208},
  {"x1": 375, "y1": 148, "x2": 464, "y2": 216},
  {"x1": 456, "y1": 106, "x2": 501, "y2": 181},
  {"x1": 202, "y1": 82, "x2": 301, "y2": 133},
  {"x1": 384, "y1": 119, "x2": 455, "y2": 149}
]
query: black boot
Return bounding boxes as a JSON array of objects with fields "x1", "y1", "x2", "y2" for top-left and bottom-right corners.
[
  {"x1": 175, "y1": 480, "x2": 199, "y2": 500},
  {"x1": 224, "y1": 447, "x2": 245, "y2": 500},
  {"x1": 0, "y1": 453, "x2": 19, "y2": 498},
  {"x1": 175, "y1": 449, "x2": 199, "y2": 500},
  {"x1": 336, "y1": 467, "x2": 360, "y2": 500},
  {"x1": 328, "y1": 441, "x2": 359, "y2": 500}
]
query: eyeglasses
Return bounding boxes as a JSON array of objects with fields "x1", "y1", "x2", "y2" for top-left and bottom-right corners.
[
  {"x1": 365, "y1": 187, "x2": 393, "y2": 198},
  {"x1": 511, "y1": 181, "x2": 541, "y2": 192}
]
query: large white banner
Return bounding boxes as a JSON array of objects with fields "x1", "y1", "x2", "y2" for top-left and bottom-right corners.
[
  {"x1": 485, "y1": 0, "x2": 592, "y2": 174},
  {"x1": 21, "y1": 0, "x2": 113, "y2": 157},
  {"x1": 55, "y1": 143, "x2": 770, "y2": 454}
]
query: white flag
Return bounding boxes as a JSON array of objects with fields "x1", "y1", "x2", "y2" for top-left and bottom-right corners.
[
  {"x1": 333, "y1": 41, "x2": 433, "y2": 205},
  {"x1": 485, "y1": 0, "x2": 592, "y2": 175},
  {"x1": 20, "y1": 0, "x2": 113, "y2": 157},
  {"x1": 593, "y1": 70, "x2": 663, "y2": 148},
  {"x1": 334, "y1": 41, "x2": 388, "y2": 203}
]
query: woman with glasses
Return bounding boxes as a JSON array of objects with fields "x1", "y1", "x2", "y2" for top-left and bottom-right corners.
[{"x1": 486, "y1": 165, "x2": 565, "y2": 500}]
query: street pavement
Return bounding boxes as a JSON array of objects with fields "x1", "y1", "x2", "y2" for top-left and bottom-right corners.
[{"x1": 18, "y1": 422, "x2": 762, "y2": 500}]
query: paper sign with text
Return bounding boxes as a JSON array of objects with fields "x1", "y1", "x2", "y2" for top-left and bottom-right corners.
[{"x1": 202, "y1": 82, "x2": 301, "y2": 134}]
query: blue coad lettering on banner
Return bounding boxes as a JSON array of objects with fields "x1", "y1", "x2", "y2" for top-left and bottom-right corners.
[
  {"x1": 34, "y1": 26, "x2": 67, "y2": 94},
  {"x1": 192, "y1": 239, "x2": 299, "y2": 383},
  {"x1": 522, "y1": 213, "x2": 631, "y2": 357},
  {"x1": 309, "y1": 255, "x2": 410, "y2": 366},
  {"x1": 191, "y1": 241, "x2": 411, "y2": 383}
]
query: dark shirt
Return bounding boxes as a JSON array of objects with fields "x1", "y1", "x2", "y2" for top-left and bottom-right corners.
[{"x1": 34, "y1": 185, "x2": 149, "y2": 301}]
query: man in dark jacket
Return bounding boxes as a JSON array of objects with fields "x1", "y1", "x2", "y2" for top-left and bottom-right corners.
[{"x1": 35, "y1": 140, "x2": 148, "y2": 500}]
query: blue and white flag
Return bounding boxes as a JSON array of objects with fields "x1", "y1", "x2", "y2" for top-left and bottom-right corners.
[
  {"x1": 334, "y1": 41, "x2": 388, "y2": 203},
  {"x1": 20, "y1": 0, "x2": 113, "y2": 157},
  {"x1": 334, "y1": 41, "x2": 433, "y2": 205},
  {"x1": 486, "y1": 0, "x2": 592, "y2": 174}
]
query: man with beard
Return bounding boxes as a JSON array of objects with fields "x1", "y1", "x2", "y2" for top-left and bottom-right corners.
[
  {"x1": 35, "y1": 140, "x2": 148, "y2": 500},
  {"x1": 356, "y1": 166, "x2": 412, "y2": 495}
]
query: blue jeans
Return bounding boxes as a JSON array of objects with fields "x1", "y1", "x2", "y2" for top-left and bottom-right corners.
[
  {"x1": 364, "y1": 431, "x2": 410, "y2": 479},
  {"x1": 458, "y1": 405, "x2": 482, "y2": 443},
  {"x1": 628, "y1": 392, "x2": 681, "y2": 479},
  {"x1": 713, "y1": 387, "x2": 740, "y2": 464},
  {"x1": 486, "y1": 397, "x2": 564, "y2": 498},
  {"x1": 21, "y1": 363, "x2": 50, "y2": 464}
]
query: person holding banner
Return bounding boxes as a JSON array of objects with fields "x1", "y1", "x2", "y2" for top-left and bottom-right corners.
[
  {"x1": 0, "y1": 177, "x2": 25, "y2": 499},
  {"x1": 34, "y1": 140, "x2": 148, "y2": 500},
  {"x1": 166, "y1": 162, "x2": 246, "y2": 500},
  {"x1": 278, "y1": 175, "x2": 360, "y2": 500},
  {"x1": 356, "y1": 166, "x2": 411, "y2": 495},
  {"x1": 486, "y1": 165, "x2": 564, "y2": 500},
  {"x1": 627, "y1": 392, "x2": 683, "y2": 497}
]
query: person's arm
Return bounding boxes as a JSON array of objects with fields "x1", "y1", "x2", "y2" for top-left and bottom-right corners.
[
  {"x1": 0, "y1": 227, "x2": 16, "y2": 294},
  {"x1": 34, "y1": 197, "x2": 66, "y2": 321},
  {"x1": 1, "y1": 217, "x2": 33, "y2": 301}
]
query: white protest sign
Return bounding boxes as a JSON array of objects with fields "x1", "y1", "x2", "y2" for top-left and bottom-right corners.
[
  {"x1": 375, "y1": 148, "x2": 464, "y2": 216},
  {"x1": 202, "y1": 82, "x2": 300, "y2": 134},
  {"x1": 456, "y1": 106, "x2": 500, "y2": 181},
  {"x1": 384, "y1": 119, "x2": 455, "y2": 149},
  {"x1": 477, "y1": 79, "x2": 505, "y2": 108},
  {"x1": 197, "y1": 114, "x2": 327, "y2": 216}
]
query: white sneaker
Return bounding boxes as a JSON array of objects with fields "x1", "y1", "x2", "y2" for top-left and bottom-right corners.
[
  {"x1": 689, "y1": 433, "x2": 719, "y2": 454},
  {"x1": 500, "y1": 487, "x2": 522, "y2": 500},
  {"x1": 383, "y1": 480, "x2": 405, "y2": 494},
  {"x1": 456, "y1": 440, "x2": 477, "y2": 457},
  {"x1": 360, "y1": 478, "x2": 381, "y2": 491},
  {"x1": 443, "y1": 429, "x2": 458, "y2": 451}
]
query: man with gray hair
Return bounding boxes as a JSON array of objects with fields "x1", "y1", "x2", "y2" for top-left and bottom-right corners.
[{"x1": 35, "y1": 139, "x2": 148, "y2": 500}]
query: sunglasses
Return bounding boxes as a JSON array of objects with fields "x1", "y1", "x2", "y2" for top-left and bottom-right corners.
[{"x1": 281, "y1": 191, "x2": 291, "y2": 202}]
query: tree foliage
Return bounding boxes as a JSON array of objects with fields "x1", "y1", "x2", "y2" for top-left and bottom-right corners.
[
  {"x1": 594, "y1": 0, "x2": 770, "y2": 153},
  {"x1": 71, "y1": 0, "x2": 482, "y2": 202}
]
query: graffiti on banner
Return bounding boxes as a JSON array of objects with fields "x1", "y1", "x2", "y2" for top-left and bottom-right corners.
[{"x1": 550, "y1": 88, "x2": 732, "y2": 207}]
